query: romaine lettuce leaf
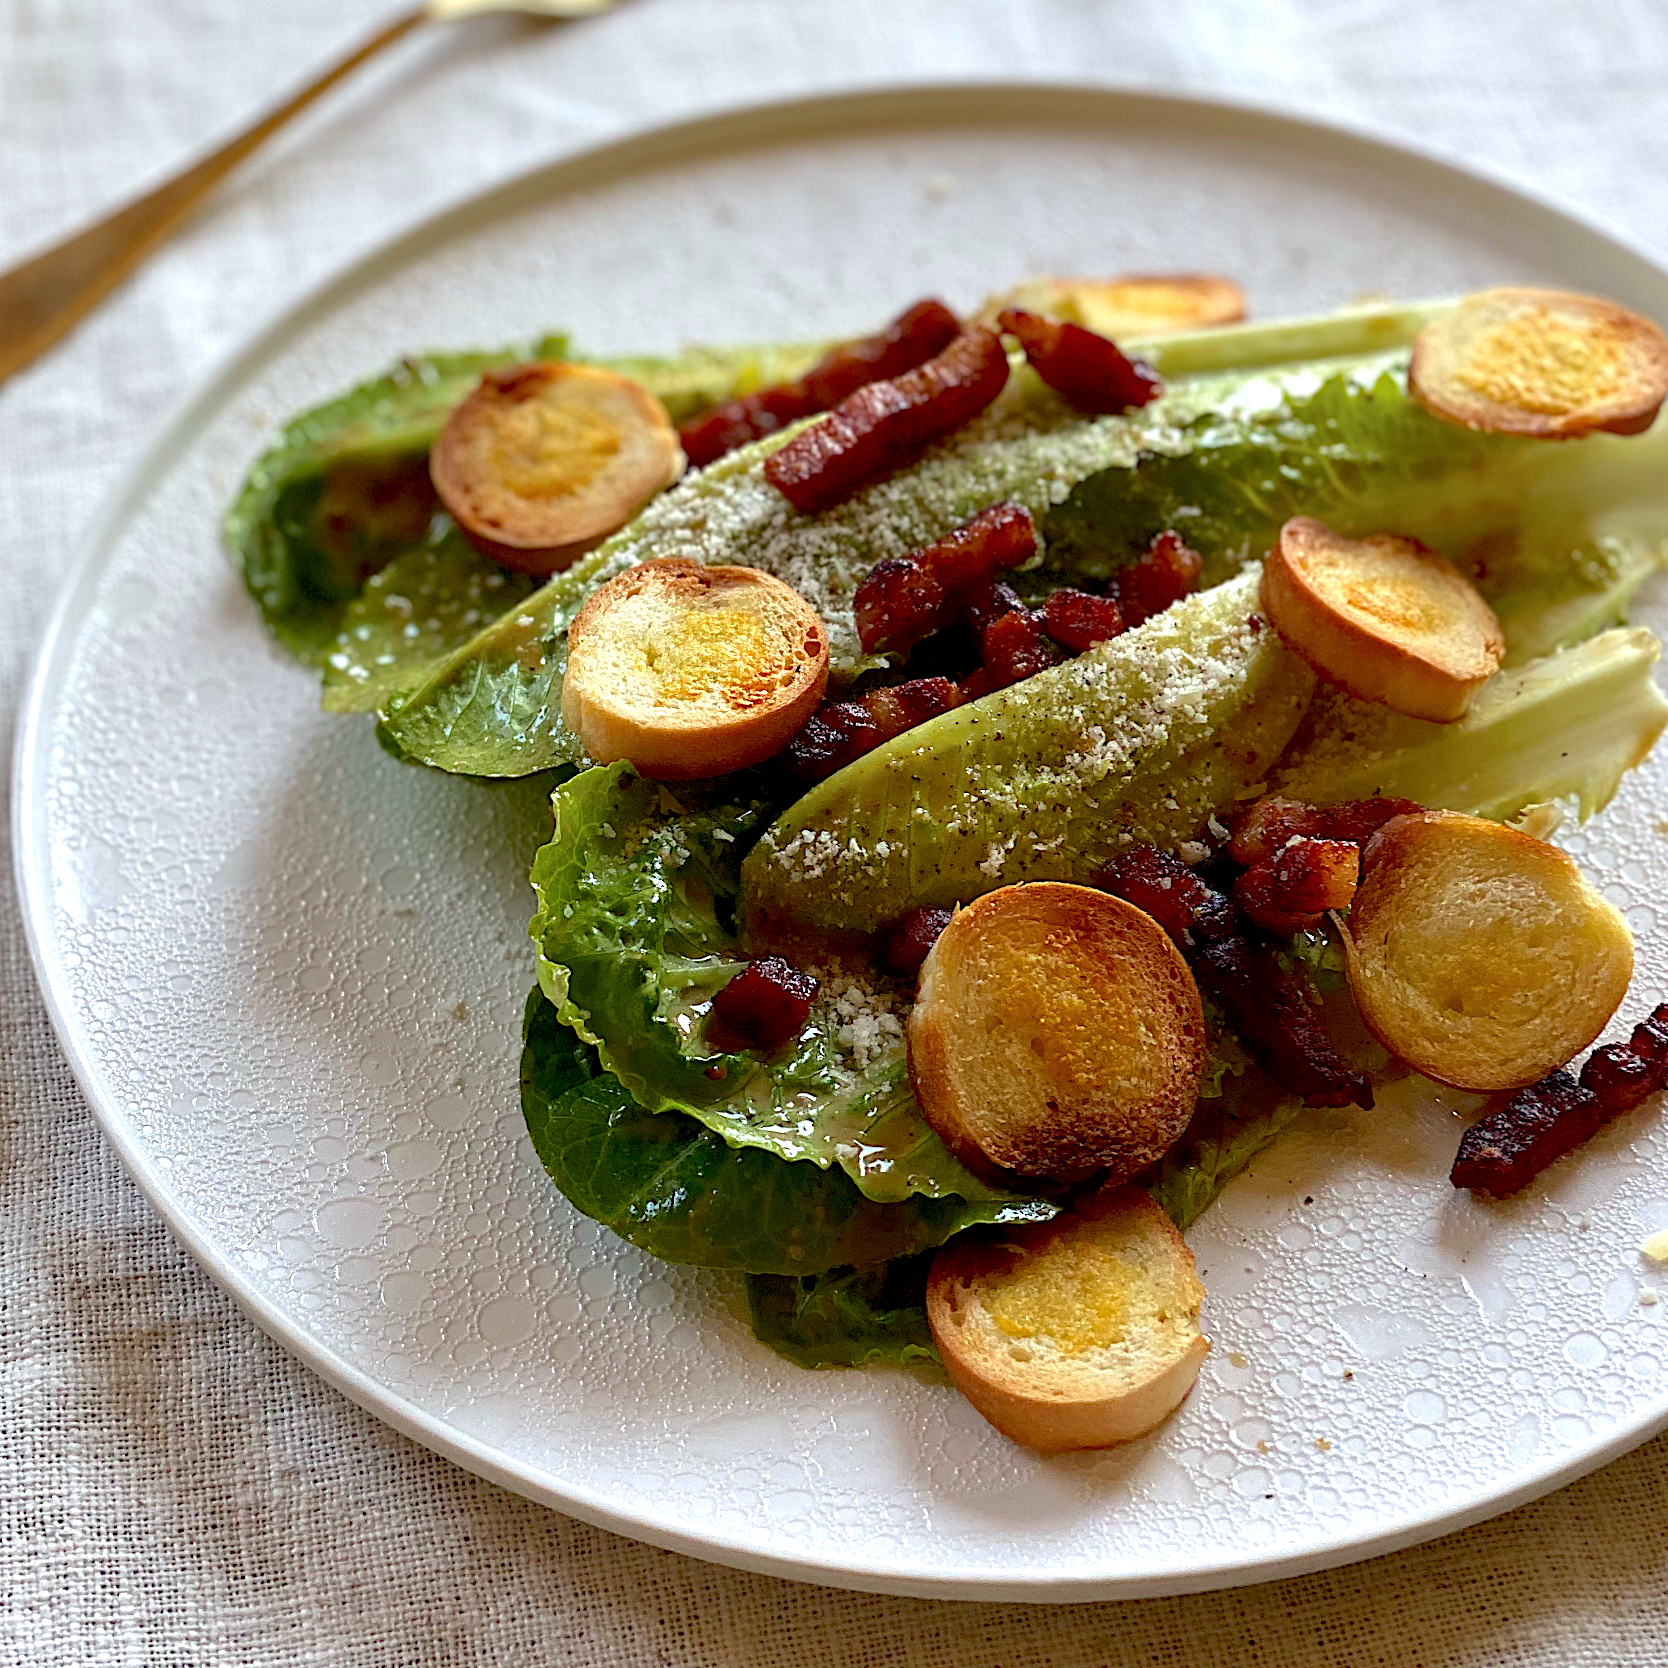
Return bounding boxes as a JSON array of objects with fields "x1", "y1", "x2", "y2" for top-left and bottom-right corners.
[
  {"x1": 1043, "y1": 367, "x2": 1668, "y2": 665},
  {"x1": 1272, "y1": 626, "x2": 1668, "y2": 821},
  {"x1": 320, "y1": 525, "x2": 539, "y2": 713},
  {"x1": 529, "y1": 761, "x2": 1043, "y2": 1208},
  {"x1": 1147, "y1": 1075, "x2": 1308, "y2": 1233},
  {"x1": 520, "y1": 988, "x2": 1052, "y2": 1275},
  {"x1": 227, "y1": 335, "x2": 827, "y2": 670},
  {"x1": 372, "y1": 539, "x2": 622, "y2": 774},
  {"x1": 744, "y1": 1256, "x2": 941, "y2": 1370},
  {"x1": 379, "y1": 362, "x2": 1668, "y2": 780}
]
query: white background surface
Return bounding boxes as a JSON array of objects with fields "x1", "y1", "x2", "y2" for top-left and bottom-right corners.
[{"x1": 7, "y1": 2, "x2": 1668, "y2": 1663}]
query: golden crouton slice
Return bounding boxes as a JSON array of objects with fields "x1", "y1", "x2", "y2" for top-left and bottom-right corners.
[
  {"x1": 927, "y1": 1186, "x2": 1209, "y2": 1452},
  {"x1": 1341, "y1": 811, "x2": 1633, "y2": 1092},
  {"x1": 906, "y1": 883, "x2": 1205, "y2": 1185},
  {"x1": 561, "y1": 558, "x2": 829, "y2": 779},
  {"x1": 430, "y1": 361, "x2": 683, "y2": 574},
  {"x1": 1260, "y1": 516, "x2": 1504, "y2": 722},
  {"x1": 978, "y1": 274, "x2": 1245, "y2": 339},
  {"x1": 1410, "y1": 287, "x2": 1668, "y2": 439}
]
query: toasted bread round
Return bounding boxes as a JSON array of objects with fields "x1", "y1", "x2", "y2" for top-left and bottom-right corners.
[
  {"x1": 1410, "y1": 287, "x2": 1668, "y2": 439},
  {"x1": 561, "y1": 557, "x2": 829, "y2": 779},
  {"x1": 927, "y1": 1186, "x2": 1209, "y2": 1451},
  {"x1": 1261, "y1": 516, "x2": 1503, "y2": 722},
  {"x1": 430, "y1": 361, "x2": 683, "y2": 575},
  {"x1": 980, "y1": 274, "x2": 1245, "y2": 338},
  {"x1": 906, "y1": 883, "x2": 1205, "y2": 1185},
  {"x1": 1341, "y1": 811, "x2": 1633, "y2": 1092}
]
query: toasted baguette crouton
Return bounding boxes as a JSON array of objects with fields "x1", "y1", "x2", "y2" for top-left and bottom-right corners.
[
  {"x1": 979, "y1": 274, "x2": 1245, "y2": 339},
  {"x1": 1260, "y1": 516, "x2": 1504, "y2": 721},
  {"x1": 1341, "y1": 811, "x2": 1633, "y2": 1092},
  {"x1": 1410, "y1": 287, "x2": 1668, "y2": 439},
  {"x1": 431, "y1": 361, "x2": 683, "y2": 574},
  {"x1": 907, "y1": 883, "x2": 1205, "y2": 1185},
  {"x1": 927, "y1": 1186, "x2": 1209, "y2": 1451},
  {"x1": 561, "y1": 557, "x2": 829, "y2": 779}
]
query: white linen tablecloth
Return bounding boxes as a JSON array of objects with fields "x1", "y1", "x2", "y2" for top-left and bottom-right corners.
[{"x1": 6, "y1": 2, "x2": 1668, "y2": 1661}]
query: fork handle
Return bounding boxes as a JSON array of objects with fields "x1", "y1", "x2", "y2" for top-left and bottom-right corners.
[{"x1": 0, "y1": 6, "x2": 428, "y2": 385}]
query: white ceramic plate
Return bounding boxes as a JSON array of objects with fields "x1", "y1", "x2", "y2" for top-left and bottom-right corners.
[{"x1": 18, "y1": 84, "x2": 1668, "y2": 1602}]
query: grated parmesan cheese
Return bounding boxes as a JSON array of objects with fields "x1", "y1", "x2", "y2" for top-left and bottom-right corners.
[{"x1": 810, "y1": 968, "x2": 909, "y2": 1070}]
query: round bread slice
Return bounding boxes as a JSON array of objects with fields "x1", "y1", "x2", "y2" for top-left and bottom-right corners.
[
  {"x1": 1410, "y1": 287, "x2": 1668, "y2": 439},
  {"x1": 561, "y1": 557, "x2": 830, "y2": 779},
  {"x1": 1341, "y1": 810, "x2": 1633, "y2": 1092},
  {"x1": 907, "y1": 883, "x2": 1205, "y2": 1185},
  {"x1": 978, "y1": 273, "x2": 1245, "y2": 337},
  {"x1": 430, "y1": 361, "x2": 683, "y2": 574},
  {"x1": 927, "y1": 1186, "x2": 1209, "y2": 1452},
  {"x1": 1260, "y1": 516, "x2": 1504, "y2": 722}
]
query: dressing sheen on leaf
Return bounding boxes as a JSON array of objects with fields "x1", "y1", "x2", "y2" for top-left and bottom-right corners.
[
  {"x1": 322, "y1": 524, "x2": 539, "y2": 714},
  {"x1": 520, "y1": 989, "x2": 1051, "y2": 1275},
  {"x1": 528, "y1": 762, "x2": 1042, "y2": 1208}
]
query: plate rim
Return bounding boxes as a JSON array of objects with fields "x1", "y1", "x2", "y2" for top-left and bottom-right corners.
[{"x1": 16, "y1": 76, "x2": 1668, "y2": 1603}]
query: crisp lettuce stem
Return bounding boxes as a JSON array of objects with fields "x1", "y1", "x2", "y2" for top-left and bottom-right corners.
[{"x1": 1273, "y1": 627, "x2": 1667, "y2": 821}]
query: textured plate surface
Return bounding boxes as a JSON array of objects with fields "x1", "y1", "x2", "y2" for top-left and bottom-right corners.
[{"x1": 17, "y1": 85, "x2": 1668, "y2": 1601}]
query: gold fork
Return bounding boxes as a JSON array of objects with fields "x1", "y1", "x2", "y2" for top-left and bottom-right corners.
[{"x1": 0, "y1": 0, "x2": 619, "y2": 386}]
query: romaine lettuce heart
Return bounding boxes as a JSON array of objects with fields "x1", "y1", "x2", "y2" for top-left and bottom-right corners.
[
  {"x1": 527, "y1": 761, "x2": 1043, "y2": 1208},
  {"x1": 367, "y1": 321, "x2": 1439, "y2": 780},
  {"x1": 379, "y1": 349, "x2": 1668, "y2": 779},
  {"x1": 741, "y1": 568, "x2": 1317, "y2": 940}
]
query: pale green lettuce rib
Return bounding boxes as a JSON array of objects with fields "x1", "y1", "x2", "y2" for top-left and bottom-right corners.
[{"x1": 1273, "y1": 626, "x2": 1668, "y2": 821}]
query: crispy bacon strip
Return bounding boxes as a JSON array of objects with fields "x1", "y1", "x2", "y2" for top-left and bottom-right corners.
[
  {"x1": 1097, "y1": 844, "x2": 1236, "y2": 942},
  {"x1": 1233, "y1": 837, "x2": 1360, "y2": 937},
  {"x1": 963, "y1": 580, "x2": 1026, "y2": 635},
  {"x1": 1041, "y1": 587, "x2": 1125, "y2": 653},
  {"x1": 884, "y1": 907, "x2": 954, "y2": 977},
  {"x1": 853, "y1": 556, "x2": 947, "y2": 657},
  {"x1": 708, "y1": 955, "x2": 820, "y2": 1053},
  {"x1": 1452, "y1": 1003, "x2": 1668, "y2": 1197},
  {"x1": 997, "y1": 308, "x2": 1162, "y2": 414},
  {"x1": 677, "y1": 385, "x2": 812, "y2": 470},
  {"x1": 783, "y1": 676, "x2": 963, "y2": 780},
  {"x1": 965, "y1": 608, "x2": 1063, "y2": 697},
  {"x1": 1229, "y1": 794, "x2": 1425, "y2": 866},
  {"x1": 854, "y1": 502, "x2": 1037, "y2": 654},
  {"x1": 1117, "y1": 530, "x2": 1204, "y2": 626},
  {"x1": 1099, "y1": 846, "x2": 1373, "y2": 1109},
  {"x1": 678, "y1": 299, "x2": 962, "y2": 468},
  {"x1": 764, "y1": 328, "x2": 1010, "y2": 514},
  {"x1": 800, "y1": 299, "x2": 964, "y2": 408}
]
